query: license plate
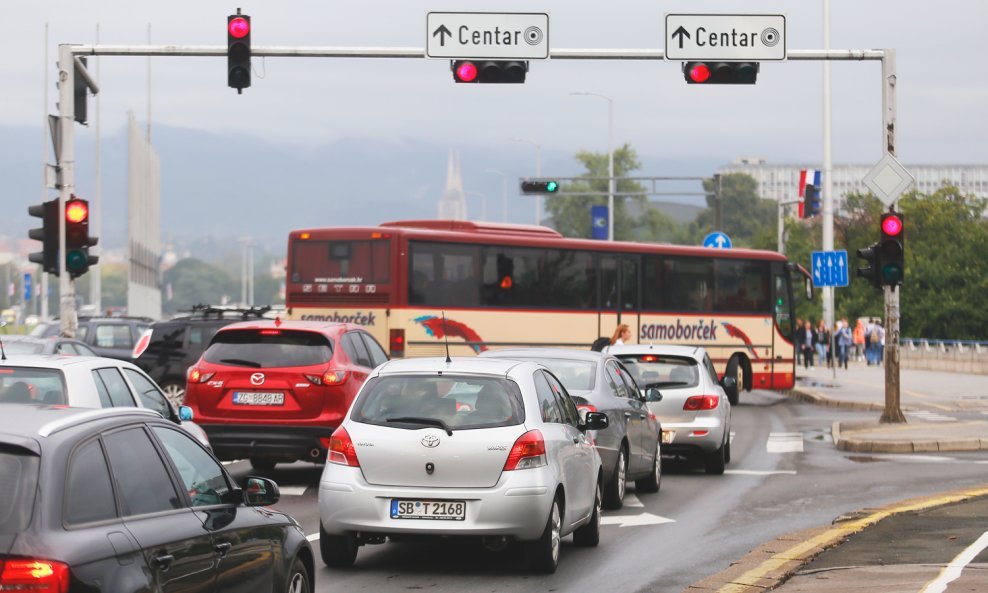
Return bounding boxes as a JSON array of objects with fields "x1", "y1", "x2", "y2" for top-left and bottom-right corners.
[
  {"x1": 661, "y1": 430, "x2": 676, "y2": 445},
  {"x1": 390, "y1": 499, "x2": 466, "y2": 521},
  {"x1": 232, "y1": 392, "x2": 285, "y2": 406}
]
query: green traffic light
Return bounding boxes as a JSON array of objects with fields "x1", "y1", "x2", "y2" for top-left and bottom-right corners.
[{"x1": 546, "y1": 181, "x2": 558, "y2": 192}]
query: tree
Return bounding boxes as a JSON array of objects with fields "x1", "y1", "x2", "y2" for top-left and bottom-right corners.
[
  {"x1": 690, "y1": 173, "x2": 777, "y2": 248},
  {"x1": 162, "y1": 258, "x2": 236, "y2": 316}
]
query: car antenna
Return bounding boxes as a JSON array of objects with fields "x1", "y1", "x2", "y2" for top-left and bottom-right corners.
[
  {"x1": 0, "y1": 321, "x2": 7, "y2": 361},
  {"x1": 442, "y1": 312, "x2": 451, "y2": 363}
]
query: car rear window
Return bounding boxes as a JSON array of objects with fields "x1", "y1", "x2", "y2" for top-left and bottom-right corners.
[
  {"x1": 0, "y1": 368, "x2": 67, "y2": 405},
  {"x1": 0, "y1": 446, "x2": 40, "y2": 533},
  {"x1": 615, "y1": 354, "x2": 700, "y2": 389},
  {"x1": 502, "y1": 358, "x2": 596, "y2": 391},
  {"x1": 352, "y1": 375, "x2": 525, "y2": 430},
  {"x1": 204, "y1": 329, "x2": 333, "y2": 368}
]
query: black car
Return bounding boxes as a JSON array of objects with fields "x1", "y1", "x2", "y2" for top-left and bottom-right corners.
[
  {"x1": 0, "y1": 405, "x2": 314, "y2": 592},
  {"x1": 32, "y1": 316, "x2": 153, "y2": 361},
  {"x1": 132, "y1": 305, "x2": 274, "y2": 405}
]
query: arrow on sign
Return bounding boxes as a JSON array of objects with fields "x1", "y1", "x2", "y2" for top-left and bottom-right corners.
[
  {"x1": 714, "y1": 235, "x2": 726, "y2": 248},
  {"x1": 671, "y1": 25, "x2": 691, "y2": 48},
  {"x1": 601, "y1": 512, "x2": 675, "y2": 528},
  {"x1": 432, "y1": 24, "x2": 452, "y2": 46}
]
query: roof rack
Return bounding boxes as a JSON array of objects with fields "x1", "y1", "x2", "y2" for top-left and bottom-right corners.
[{"x1": 182, "y1": 304, "x2": 274, "y2": 321}]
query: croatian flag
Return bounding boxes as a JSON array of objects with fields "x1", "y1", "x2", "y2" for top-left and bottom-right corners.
[{"x1": 797, "y1": 169, "x2": 821, "y2": 217}]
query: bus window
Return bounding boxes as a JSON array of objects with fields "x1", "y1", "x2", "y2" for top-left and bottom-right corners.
[
  {"x1": 544, "y1": 249, "x2": 595, "y2": 309},
  {"x1": 290, "y1": 239, "x2": 390, "y2": 284},
  {"x1": 663, "y1": 257, "x2": 713, "y2": 311},
  {"x1": 642, "y1": 255, "x2": 665, "y2": 310},
  {"x1": 481, "y1": 247, "x2": 546, "y2": 308},
  {"x1": 714, "y1": 260, "x2": 770, "y2": 313},
  {"x1": 600, "y1": 256, "x2": 638, "y2": 311},
  {"x1": 409, "y1": 242, "x2": 480, "y2": 306},
  {"x1": 774, "y1": 274, "x2": 793, "y2": 338}
]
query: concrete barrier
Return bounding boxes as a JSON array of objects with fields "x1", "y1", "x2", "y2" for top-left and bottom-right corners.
[{"x1": 900, "y1": 346, "x2": 988, "y2": 375}]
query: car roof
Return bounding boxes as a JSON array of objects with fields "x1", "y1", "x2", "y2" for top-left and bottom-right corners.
[
  {"x1": 0, "y1": 405, "x2": 160, "y2": 444},
  {"x1": 606, "y1": 344, "x2": 704, "y2": 359},
  {"x1": 0, "y1": 354, "x2": 137, "y2": 370},
  {"x1": 375, "y1": 356, "x2": 531, "y2": 377},
  {"x1": 481, "y1": 347, "x2": 609, "y2": 362},
  {"x1": 216, "y1": 319, "x2": 355, "y2": 333}
]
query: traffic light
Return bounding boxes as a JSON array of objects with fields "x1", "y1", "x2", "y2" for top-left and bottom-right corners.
[
  {"x1": 227, "y1": 12, "x2": 251, "y2": 92},
  {"x1": 856, "y1": 242, "x2": 882, "y2": 289},
  {"x1": 520, "y1": 180, "x2": 559, "y2": 194},
  {"x1": 74, "y1": 56, "x2": 88, "y2": 125},
  {"x1": 28, "y1": 198, "x2": 59, "y2": 275},
  {"x1": 802, "y1": 184, "x2": 821, "y2": 218},
  {"x1": 684, "y1": 62, "x2": 759, "y2": 84},
  {"x1": 879, "y1": 212, "x2": 904, "y2": 286},
  {"x1": 64, "y1": 197, "x2": 98, "y2": 278},
  {"x1": 451, "y1": 60, "x2": 527, "y2": 83}
]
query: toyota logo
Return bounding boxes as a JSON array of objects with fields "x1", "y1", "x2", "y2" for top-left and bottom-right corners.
[
  {"x1": 421, "y1": 434, "x2": 440, "y2": 448},
  {"x1": 250, "y1": 373, "x2": 265, "y2": 386}
]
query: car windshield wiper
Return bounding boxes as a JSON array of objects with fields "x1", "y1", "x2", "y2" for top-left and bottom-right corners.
[
  {"x1": 386, "y1": 416, "x2": 453, "y2": 436},
  {"x1": 218, "y1": 358, "x2": 261, "y2": 368}
]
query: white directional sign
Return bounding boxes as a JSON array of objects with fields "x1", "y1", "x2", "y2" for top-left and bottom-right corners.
[
  {"x1": 665, "y1": 14, "x2": 787, "y2": 61},
  {"x1": 426, "y1": 12, "x2": 549, "y2": 59},
  {"x1": 863, "y1": 153, "x2": 915, "y2": 207}
]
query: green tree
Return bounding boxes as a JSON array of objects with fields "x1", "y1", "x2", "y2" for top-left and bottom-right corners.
[
  {"x1": 689, "y1": 173, "x2": 777, "y2": 248},
  {"x1": 162, "y1": 258, "x2": 236, "y2": 316}
]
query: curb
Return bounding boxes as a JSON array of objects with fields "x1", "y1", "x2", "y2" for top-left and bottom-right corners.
[
  {"x1": 832, "y1": 420, "x2": 988, "y2": 453},
  {"x1": 787, "y1": 386, "x2": 885, "y2": 412},
  {"x1": 683, "y1": 484, "x2": 988, "y2": 593}
]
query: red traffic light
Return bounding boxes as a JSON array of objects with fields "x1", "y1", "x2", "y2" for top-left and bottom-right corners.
[
  {"x1": 65, "y1": 199, "x2": 88, "y2": 223},
  {"x1": 881, "y1": 214, "x2": 903, "y2": 236},
  {"x1": 228, "y1": 17, "x2": 250, "y2": 39},
  {"x1": 688, "y1": 63, "x2": 711, "y2": 83},
  {"x1": 454, "y1": 61, "x2": 478, "y2": 83}
]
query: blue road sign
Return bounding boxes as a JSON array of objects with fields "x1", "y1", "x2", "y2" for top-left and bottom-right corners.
[
  {"x1": 702, "y1": 231, "x2": 732, "y2": 249},
  {"x1": 23, "y1": 273, "x2": 32, "y2": 301},
  {"x1": 591, "y1": 205, "x2": 608, "y2": 240},
  {"x1": 811, "y1": 250, "x2": 849, "y2": 287}
]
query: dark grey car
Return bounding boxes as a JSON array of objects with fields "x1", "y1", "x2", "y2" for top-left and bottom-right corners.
[{"x1": 480, "y1": 348, "x2": 662, "y2": 509}]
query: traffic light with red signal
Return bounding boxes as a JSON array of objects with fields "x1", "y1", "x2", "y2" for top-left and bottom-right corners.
[
  {"x1": 64, "y1": 197, "x2": 99, "y2": 278},
  {"x1": 452, "y1": 60, "x2": 527, "y2": 83},
  {"x1": 227, "y1": 12, "x2": 251, "y2": 92},
  {"x1": 879, "y1": 211, "x2": 904, "y2": 286},
  {"x1": 28, "y1": 199, "x2": 59, "y2": 275},
  {"x1": 684, "y1": 62, "x2": 759, "y2": 84}
]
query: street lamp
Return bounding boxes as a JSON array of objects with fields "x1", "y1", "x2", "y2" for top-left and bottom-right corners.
[
  {"x1": 509, "y1": 137, "x2": 542, "y2": 225},
  {"x1": 484, "y1": 169, "x2": 508, "y2": 222},
  {"x1": 570, "y1": 91, "x2": 614, "y2": 241},
  {"x1": 466, "y1": 191, "x2": 487, "y2": 221}
]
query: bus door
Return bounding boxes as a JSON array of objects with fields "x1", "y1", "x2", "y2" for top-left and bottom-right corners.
[
  {"x1": 599, "y1": 255, "x2": 640, "y2": 342},
  {"x1": 772, "y1": 268, "x2": 795, "y2": 388}
]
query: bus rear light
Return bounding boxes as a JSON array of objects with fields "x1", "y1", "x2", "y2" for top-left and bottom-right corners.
[
  {"x1": 0, "y1": 558, "x2": 70, "y2": 592},
  {"x1": 299, "y1": 232, "x2": 311, "y2": 240},
  {"x1": 683, "y1": 395, "x2": 719, "y2": 411},
  {"x1": 389, "y1": 329, "x2": 405, "y2": 358}
]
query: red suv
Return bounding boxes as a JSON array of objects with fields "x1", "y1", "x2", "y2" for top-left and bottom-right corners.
[{"x1": 183, "y1": 320, "x2": 388, "y2": 469}]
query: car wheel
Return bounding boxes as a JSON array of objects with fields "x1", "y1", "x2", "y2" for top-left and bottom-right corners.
[
  {"x1": 286, "y1": 556, "x2": 310, "y2": 593},
  {"x1": 635, "y1": 441, "x2": 661, "y2": 493},
  {"x1": 573, "y1": 481, "x2": 602, "y2": 547},
  {"x1": 526, "y1": 496, "x2": 562, "y2": 574},
  {"x1": 320, "y1": 523, "x2": 358, "y2": 568},
  {"x1": 705, "y1": 441, "x2": 726, "y2": 475},
  {"x1": 250, "y1": 457, "x2": 277, "y2": 471},
  {"x1": 603, "y1": 446, "x2": 627, "y2": 510},
  {"x1": 160, "y1": 381, "x2": 186, "y2": 407},
  {"x1": 725, "y1": 356, "x2": 742, "y2": 406}
]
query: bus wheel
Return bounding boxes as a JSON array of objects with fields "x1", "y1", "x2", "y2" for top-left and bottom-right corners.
[{"x1": 725, "y1": 356, "x2": 743, "y2": 406}]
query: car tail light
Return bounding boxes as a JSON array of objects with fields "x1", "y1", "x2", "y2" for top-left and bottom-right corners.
[
  {"x1": 132, "y1": 329, "x2": 152, "y2": 359},
  {"x1": 187, "y1": 367, "x2": 215, "y2": 384},
  {"x1": 0, "y1": 558, "x2": 70, "y2": 592},
  {"x1": 683, "y1": 395, "x2": 720, "y2": 411},
  {"x1": 305, "y1": 370, "x2": 348, "y2": 386},
  {"x1": 389, "y1": 329, "x2": 405, "y2": 358},
  {"x1": 503, "y1": 430, "x2": 547, "y2": 470},
  {"x1": 327, "y1": 426, "x2": 360, "y2": 466}
]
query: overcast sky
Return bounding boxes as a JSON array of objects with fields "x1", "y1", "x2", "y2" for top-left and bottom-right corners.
[{"x1": 6, "y1": 0, "x2": 987, "y2": 168}]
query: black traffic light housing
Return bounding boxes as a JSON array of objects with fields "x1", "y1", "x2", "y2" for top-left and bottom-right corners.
[
  {"x1": 28, "y1": 198, "x2": 59, "y2": 275},
  {"x1": 74, "y1": 56, "x2": 88, "y2": 125},
  {"x1": 802, "y1": 184, "x2": 821, "y2": 218},
  {"x1": 856, "y1": 242, "x2": 882, "y2": 289},
  {"x1": 684, "y1": 61, "x2": 759, "y2": 84},
  {"x1": 520, "y1": 180, "x2": 559, "y2": 194},
  {"x1": 452, "y1": 60, "x2": 528, "y2": 83},
  {"x1": 64, "y1": 197, "x2": 99, "y2": 279},
  {"x1": 227, "y1": 11, "x2": 251, "y2": 92},
  {"x1": 879, "y1": 211, "x2": 904, "y2": 286}
]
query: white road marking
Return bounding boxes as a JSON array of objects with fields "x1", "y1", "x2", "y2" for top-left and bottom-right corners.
[
  {"x1": 278, "y1": 485, "x2": 309, "y2": 496},
  {"x1": 623, "y1": 492, "x2": 644, "y2": 508},
  {"x1": 767, "y1": 432, "x2": 804, "y2": 453},
  {"x1": 729, "y1": 431, "x2": 736, "y2": 444},
  {"x1": 859, "y1": 454, "x2": 956, "y2": 463},
  {"x1": 919, "y1": 530, "x2": 988, "y2": 593},
  {"x1": 725, "y1": 469, "x2": 797, "y2": 476},
  {"x1": 601, "y1": 512, "x2": 675, "y2": 527},
  {"x1": 907, "y1": 410, "x2": 956, "y2": 423}
]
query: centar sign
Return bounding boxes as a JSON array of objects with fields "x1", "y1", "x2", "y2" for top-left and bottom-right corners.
[{"x1": 665, "y1": 14, "x2": 787, "y2": 62}]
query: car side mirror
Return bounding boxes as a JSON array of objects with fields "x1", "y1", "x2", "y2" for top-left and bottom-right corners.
[
  {"x1": 243, "y1": 477, "x2": 280, "y2": 506},
  {"x1": 643, "y1": 384, "x2": 663, "y2": 402},
  {"x1": 720, "y1": 376, "x2": 739, "y2": 404},
  {"x1": 580, "y1": 411, "x2": 609, "y2": 432},
  {"x1": 178, "y1": 405, "x2": 194, "y2": 422}
]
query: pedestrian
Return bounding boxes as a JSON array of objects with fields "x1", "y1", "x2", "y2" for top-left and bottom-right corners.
[
  {"x1": 794, "y1": 318, "x2": 803, "y2": 366},
  {"x1": 853, "y1": 318, "x2": 866, "y2": 362},
  {"x1": 815, "y1": 320, "x2": 830, "y2": 367},
  {"x1": 865, "y1": 318, "x2": 879, "y2": 365},
  {"x1": 609, "y1": 323, "x2": 632, "y2": 347},
  {"x1": 796, "y1": 320, "x2": 814, "y2": 368},
  {"x1": 837, "y1": 318, "x2": 852, "y2": 369}
]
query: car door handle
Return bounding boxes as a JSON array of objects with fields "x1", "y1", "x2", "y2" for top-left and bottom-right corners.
[
  {"x1": 214, "y1": 542, "x2": 233, "y2": 557},
  {"x1": 152, "y1": 553, "x2": 174, "y2": 571}
]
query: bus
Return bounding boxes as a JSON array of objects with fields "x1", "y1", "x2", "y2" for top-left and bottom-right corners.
[{"x1": 284, "y1": 220, "x2": 812, "y2": 399}]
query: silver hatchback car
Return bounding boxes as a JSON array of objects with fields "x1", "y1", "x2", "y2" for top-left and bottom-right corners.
[
  {"x1": 607, "y1": 345, "x2": 735, "y2": 475},
  {"x1": 317, "y1": 357, "x2": 609, "y2": 574}
]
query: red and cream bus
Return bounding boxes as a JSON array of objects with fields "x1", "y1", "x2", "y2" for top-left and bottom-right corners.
[{"x1": 285, "y1": 220, "x2": 811, "y2": 399}]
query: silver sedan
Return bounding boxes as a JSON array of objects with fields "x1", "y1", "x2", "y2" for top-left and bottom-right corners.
[
  {"x1": 608, "y1": 345, "x2": 735, "y2": 475},
  {"x1": 317, "y1": 356, "x2": 610, "y2": 574}
]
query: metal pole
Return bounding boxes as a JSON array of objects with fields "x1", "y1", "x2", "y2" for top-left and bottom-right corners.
[
  {"x1": 880, "y1": 49, "x2": 905, "y2": 424},
  {"x1": 823, "y1": 0, "x2": 836, "y2": 380},
  {"x1": 57, "y1": 45, "x2": 77, "y2": 338},
  {"x1": 607, "y1": 97, "x2": 614, "y2": 242},
  {"x1": 41, "y1": 24, "x2": 49, "y2": 321},
  {"x1": 91, "y1": 24, "x2": 102, "y2": 312}
]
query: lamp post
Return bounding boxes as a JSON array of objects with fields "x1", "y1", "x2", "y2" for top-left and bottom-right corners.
[
  {"x1": 509, "y1": 137, "x2": 542, "y2": 225},
  {"x1": 570, "y1": 91, "x2": 614, "y2": 241},
  {"x1": 466, "y1": 191, "x2": 487, "y2": 221},
  {"x1": 484, "y1": 169, "x2": 508, "y2": 222}
]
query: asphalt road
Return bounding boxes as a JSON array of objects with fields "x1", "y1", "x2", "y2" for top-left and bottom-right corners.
[{"x1": 225, "y1": 387, "x2": 988, "y2": 593}]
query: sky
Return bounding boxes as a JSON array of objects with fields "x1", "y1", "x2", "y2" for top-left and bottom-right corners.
[{"x1": 6, "y1": 0, "x2": 987, "y2": 169}]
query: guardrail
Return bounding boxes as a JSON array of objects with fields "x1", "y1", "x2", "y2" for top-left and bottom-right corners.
[{"x1": 900, "y1": 338, "x2": 988, "y2": 374}]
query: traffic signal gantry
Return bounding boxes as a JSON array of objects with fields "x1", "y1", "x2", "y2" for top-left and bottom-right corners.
[
  {"x1": 227, "y1": 11, "x2": 252, "y2": 92},
  {"x1": 856, "y1": 210, "x2": 904, "y2": 289}
]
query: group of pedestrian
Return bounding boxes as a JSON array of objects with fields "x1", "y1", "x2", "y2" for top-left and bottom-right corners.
[
  {"x1": 795, "y1": 317, "x2": 875, "y2": 370},
  {"x1": 863, "y1": 317, "x2": 886, "y2": 365}
]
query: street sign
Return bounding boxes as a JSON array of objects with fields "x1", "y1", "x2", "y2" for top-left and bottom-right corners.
[
  {"x1": 665, "y1": 14, "x2": 787, "y2": 61},
  {"x1": 703, "y1": 231, "x2": 732, "y2": 249},
  {"x1": 23, "y1": 273, "x2": 32, "y2": 301},
  {"x1": 811, "y1": 250, "x2": 849, "y2": 288},
  {"x1": 426, "y1": 12, "x2": 549, "y2": 59},
  {"x1": 591, "y1": 205, "x2": 608, "y2": 240},
  {"x1": 863, "y1": 153, "x2": 915, "y2": 207}
]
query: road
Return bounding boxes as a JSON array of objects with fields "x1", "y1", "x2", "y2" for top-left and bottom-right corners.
[{"x1": 225, "y1": 385, "x2": 988, "y2": 593}]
